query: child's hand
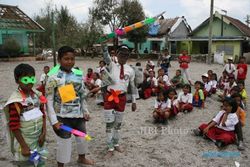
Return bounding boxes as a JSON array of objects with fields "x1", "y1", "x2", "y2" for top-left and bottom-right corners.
[
  {"x1": 83, "y1": 112, "x2": 90, "y2": 121},
  {"x1": 21, "y1": 146, "x2": 30, "y2": 156},
  {"x1": 132, "y1": 103, "x2": 137, "y2": 112},
  {"x1": 203, "y1": 127, "x2": 209, "y2": 135},
  {"x1": 38, "y1": 132, "x2": 46, "y2": 147},
  {"x1": 53, "y1": 122, "x2": 62, "y2": 130}
]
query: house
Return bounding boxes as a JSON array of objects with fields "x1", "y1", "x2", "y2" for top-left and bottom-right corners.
[
  {"x1": 0, "y1": 4, "x2": 44, "y2": 55},
  {"x1": 119, "y1": 16, "x2": 192, "y2": 55},
  {"x1": 190, "y1": 11, "x2": 250, "y2": 62}
]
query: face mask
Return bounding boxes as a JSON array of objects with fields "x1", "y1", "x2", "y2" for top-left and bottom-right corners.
[{"x1": 20, "y1": 76, "x2": 37, "y2": 85}]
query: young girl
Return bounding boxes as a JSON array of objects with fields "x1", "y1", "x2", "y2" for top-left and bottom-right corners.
[
  {"x1": 210, "y1": 73, "x2": 217, "y2": 94},
  {"x1": 178, "y1": 50, "x2": 192, "y2": 85},
  {"x1": 177, "y1": 84, "x2": 193, "y2": 113},
  {"x1": 46, "y1": 46, "x2": 94, "y2": 166},
  {"x1": 193, "y1": 98, "x2": 239, "y2": 148},
  {"x1": 153, "y1": 90, "x2": 171, "y2": 124},
  {"x1": 141, "y1": 70, "x2": 157, "y2": 99},
  {"x1": 157, "y1": 68, "x2": 171, "y2": 90},
  {"x1": 87, "y1": 72, "x2": 103, "y2": 105},
  {"x1": 238, "y1": 81, "x2": 247, "y2": 107},
  {"x1": 231, "y1": 93, "x2": 246, "y2": 150},
  {"x1": 223, "y1": 74, "x2": 237, "y2": 98},
  {"x1": 193, "y1": 81, "x2": 205, "y2": 108},
  {"x1": 218, "y1": 70, "x2": 228, "y2": 90},
  {"x1": 167, "y1": 88, "x2": 179, "y2": 117},
  {"x1": 201, "y1": 73, "x2": 212, "y2": 97},
  {"x1": 4, "y1": 64, "x2": 47, "y2": 166},
  {"x1": 207, "y1": 70, "x2": 213, "y2": 81}
]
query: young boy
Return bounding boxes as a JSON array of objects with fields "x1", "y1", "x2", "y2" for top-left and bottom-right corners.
[
  {"x1": 4, "y1": 64, "x2": 47, "y2": 166},
  {"x1": 46, "y1": 46, "x2": 94, "y2": 167},
  {"x1": 178, "y1": 50, "x2": 192, "y2": 85},
  {"x1": 223, "y1": 57, "x2": 236, "y2": 75},
  {"x1": 102, "y1": 44, "x2": 137, "y2": 159},
  {"x1": 237, "y1": 56, "x2": 248, "y2": 84},
  {"x1": 37, "y1": 66, "x2": 50, "y2": 96},
  {"x1": 171, "y1": 69, "x2": 184, "y2": 88}
]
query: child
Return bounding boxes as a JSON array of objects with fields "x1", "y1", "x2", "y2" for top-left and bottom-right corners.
[
  {"x1": 46, "y1": 46, "x2": 94, "y2": 166},
  {"x1": 160, "y1": 49, "x2": 171, "y2": 75},
  {"x1": 210, "y1": 73, "x2": 217, "y2": 94},
  {"x1": 3, "y1": 64, "x2": 47, "y2": 166},
  {"x1": 193, "y1": 81, "x2": 205, "y2": 108},
  {"x1": 231, "y1": 93, "x2": 246, "y2": 150},
  {"x1": 177, "y1": 84, "x2": 193, "y2": 113},
  {"x1": 201, "y1": 73, "x2": 212, "y2": 97},
  {"x1": 96, "y1": 60, "x2": 106, "y2": 74},
  {"x1": 167, "y1": 88, "x2": 179, "y2": 117},
  {"x1": 223, "y1": 74, "x2": 237, "y2": 98},
  {"x1": 142, "y1": 70, "x2": 158, "y2": 99},
  {"x1": 87, "y1": 72, "x2": 103, "y2": 104},
  {"x1": 237, "y1": 56, "x2": 248, "y2": 84},
  {"x1": 207, "y1": 70, "x2": 213, "y2": 81},
  {"x1": 157, "y1": 68, "x2": 171, "y2": 90},
  {"x1": 218, "y1": 70, "x2": 228, "y2": 90},
  {"x1": 178, "y1": 50, "x2": 192, "y2": 85},
  {"x1": 223, "y1": 57, "x2": 236, "y2": 76},
  {"x1": 153, "y1": 90, "x2": 171, "y2": 124},
  {"x1": 171, "y1": 69, "x2": 184, "y2": 88},
  {"x1": 84, "y1": 68, "x2": 94, "y2": 89},
  {"x1": 193, "y1": 98, "x2": 239, "y2": 148},
  {"x1": 238, "y1": 81, "x2": 247, "y2": 107},
  {"x1": 110, "y1": 50, "x2": 118, "y2": 63},
  {"x1": 37, "y1": 66, "x2": 50, "y2": 96}
]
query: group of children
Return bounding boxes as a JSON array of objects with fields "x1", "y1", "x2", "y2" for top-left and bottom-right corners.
[{"x1": 2, "y1": 46, "x2": 248, "y2": 166}]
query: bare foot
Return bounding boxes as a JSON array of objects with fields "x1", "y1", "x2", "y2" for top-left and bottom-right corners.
[
  {"x1": 114, "y1": 146, "x2": 124, "y2": 153},
  {"x1": 103, "y1": 151, "x2": 114, "y2": 159},
  {"x1": 77, "y1": 158, "x2": 94, "y2": 165}
]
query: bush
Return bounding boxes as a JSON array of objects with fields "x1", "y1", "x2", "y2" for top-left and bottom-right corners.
[{"x1": 2, "y1": 38, "x2": 21, "y2": 57}]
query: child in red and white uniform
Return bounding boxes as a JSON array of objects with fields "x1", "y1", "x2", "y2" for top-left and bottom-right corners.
[
  {"x1": 177, "y1": 84, "x2": 193, "y2": 113},
  {"x1": 223, "y1": 57, "x2": 236, "y2": 76},
  {"x1": 218, "y1": 70, "x2": 228, "y2": 90},
  {"x1": 157, "y1": 68, "x2": 171, "y2": 91},
  {"x1": 167, "y1": 88, "x2": 179, "y2": 116},
  {"x1": 201, "y1": 73, "x2": 213, "y2": 97},
  {"x1": 178, "y1": 50, "x2": 192, "y2": 85},
  {"x1": 153, "y1": 90, "x2": 171, "y2": 124},
  {"x1": 102, "y1": 44, "x2": 137, "y2": 159},
  {"x1": 237, "y1": 56, "x2": 248, "y2": 84},
  {"x1": 223, "y1": 74, "x2": 237, "y2": 98},
  {"x1": 194, "y1": 98, "x2": 239, "y2": 148},
  {"x1": 210, "y1": 73, "x2": 218, "y2": 94},
  {"x1": 142, "y1": 70, "x2": 157, "y2": 99}
]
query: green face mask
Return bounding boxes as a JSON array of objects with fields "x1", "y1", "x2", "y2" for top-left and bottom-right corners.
[{"x1": 20, "y1": 76, "x2": 37, "y2": 85}]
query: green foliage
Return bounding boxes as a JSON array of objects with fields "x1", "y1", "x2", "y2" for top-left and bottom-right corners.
[{"x1": 2, "y1": 38, "x2": 21, "y2": 56}]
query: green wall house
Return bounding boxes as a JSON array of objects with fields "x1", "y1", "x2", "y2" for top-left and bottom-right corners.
[
  {"x1": 119, "y1": 16, "x2": 192, "y2": 55},
  {"x1": 190, "y1": 11, "x2": 250, "y2": 62},
  {"x1": 0, "y1": 4, "x2": 44, "y2": 55}
]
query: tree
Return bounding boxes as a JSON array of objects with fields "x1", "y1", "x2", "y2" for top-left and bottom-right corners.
[
  {"x1": 122, "y1": 0, "x2": 147, "y2": 53},
  {"x1": 3, "y1": 38, "x2": 21, "y2": 58}
]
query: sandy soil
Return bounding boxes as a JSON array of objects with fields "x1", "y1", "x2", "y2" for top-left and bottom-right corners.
[{"x1": 0, "y1": 58, "x2": 249, "y2": 167}]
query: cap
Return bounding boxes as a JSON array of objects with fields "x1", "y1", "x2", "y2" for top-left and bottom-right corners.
[
  {"x1": 227, "y1": 57, "x2": 233, "y2": 61},
  {"x1": 116, "y1": 45, "x2": 130, "y2": 56},
  {"x1": 202, "y1": 73, "x2": 209, "y2": 78}
]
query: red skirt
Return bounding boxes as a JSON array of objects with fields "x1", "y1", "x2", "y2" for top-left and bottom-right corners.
[{"x1": 104, "y1": 92, "x2": 127, "y2": 112}]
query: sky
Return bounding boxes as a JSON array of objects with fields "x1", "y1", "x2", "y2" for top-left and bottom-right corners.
[{"x1": 1, "y1": 0, "x2": 250, "y2": 30}]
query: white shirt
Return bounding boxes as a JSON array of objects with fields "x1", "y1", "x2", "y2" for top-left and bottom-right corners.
[
  {"x1": 154, "y1": 99, "x2": 171, "y2": 109},
  {"x1": 40, "y1": 73, "x2": 48, "y2": 84},
  {"x1": 177, "y1": 92, "x2": 193, "y2": 104},
  {"x1": 204, "y1": 81, "x2": 213, "y2": 92},
  {"x1": 94, "y1": 79, "x2": 102, "y2": 87},
  {"x1": 223, "y1": 64, "x2": 236, "y2": 74},
  {"x1": 224, "y1": 82, "x2": 237, "y2": 96},
  {"x1": 211, "y1": 80, "x2": 217, "y2": 88},
  {"x1": 157, "y1": 75, "x2": 171, "y2": 86},
  {"x1": 96, "y1": 66, "x2": 106, "y2": 74},
  {"x1": 212, "y1": 110, "x2": 238, "y2": 131},
  {"x1": 147, "y1": 77, "x2": 158, "y2": 87},
  {"x1": 107, "y1": 62, "x2": 135, "y2": 93}
]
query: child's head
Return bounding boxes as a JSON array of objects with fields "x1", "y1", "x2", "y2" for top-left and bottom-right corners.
[
  {"x1": 158, "y1": 68, "x2": 165, "y2": 76},
  {"x1": 93, "y1": 72, "x2": 100, "y2": 80},
  {"x1": 182, "y1": 50, "x2": 187, "y2": 55},
  {"x1": 239, "y1": 56, "x2": 246, "y2": 64},
  {"x1": 222, "y1": 70, "x2": 228, "y2": 77},
  {"x1": 212, "y1": 73, "x2": 217, "y2": 81},
  {"x1": 231, "y1": 93, "x2": 243, "y2": 107},
  {"x1": 223, "y1": 97, "x2": 238, "y2": 113},
  {"x1": 167, "y1": 88, "x2": 177, "y2": 99},
  {"x1": 176, "y1": 69, "x2": 181, "y2": 76},
  {"x1": 136, "y1": 62, "x2": 141, "y2": 67},
  {"x1": 228, "y1": 74, "x2": 235, "y2": 83},
  {"x1": 58, "y1": 46, "x2": 75, "y2": 71},
  {"x1": 201, "y1": 73, "x2": 209, "y2": 83},
  {"x1": 14, "y1": 64, "x2": 36, "y2": 92},
  {"x1": 194, "y1": 81, "x2": 203, "y2": 90},
  {"x1": 149, "y1": 70, "x2": 155, "y2": 78},
  {"x1": 157, "y1": 90, "x2": 168, "y2": 102},
  {"x1": 87, "y1": 68, "x2": 93, "y2": 74},
  {"x1": 227, "y1": 57, "x2": 233, "y2": 64},
  {"x1": 43, "y1": 66, "x2": 50, "y2": 74},
  {"x1": 99, "y1": 60, "x2": 106, "y2": 67},
  {"x1": 231, "y1": 86, "x2": 240, "y2": 95},
  {"x1": 182, "y1": 84, "x2": 191, "y2": 94},
  {"x1": 207, "y1": 70, "x2": 213, "y2": 76},
  {"x1": 237, "y1": 81, "x2": 245, "y2": 91}
]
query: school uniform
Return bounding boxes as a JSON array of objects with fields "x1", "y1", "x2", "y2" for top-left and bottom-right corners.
[
  {"x1": 154, "y1": 99, "x2": 171, "y2": 119},
  {"x1": 177, "y1": 92, "x2": 193, "y2": 112},
  {"x1": 223, "y1": 63, "x2": 236, "y2": 75},
  {"x1": 199, "y1": 110, "x2": 238, "y2": 145}
]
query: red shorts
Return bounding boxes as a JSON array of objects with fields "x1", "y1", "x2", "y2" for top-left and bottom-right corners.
[{"x1": 104, "y1": 92, "x2": 127, "y2": 112}]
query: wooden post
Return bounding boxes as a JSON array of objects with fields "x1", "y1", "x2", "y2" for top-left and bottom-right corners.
[{"x1": 208, "y1": 0, "x2": 214, "y2": 64}]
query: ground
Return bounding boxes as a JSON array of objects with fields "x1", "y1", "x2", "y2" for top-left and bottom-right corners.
[{"x1": 0, "y1": 58, "x2": 249, "y2": 167}]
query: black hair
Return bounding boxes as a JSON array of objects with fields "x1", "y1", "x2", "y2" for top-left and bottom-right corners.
[
  {"x1": 167, "y1": 88, "x2": 177, "y2": 96},
  {"x1": 99, "y1": 60, "x2": 106, "y2": 65},
  {"x1": 87, "y1": 68, "x2": 93, "y2": 72},
  {"x1": 237, "y1": 80, "x2": 245, "y2": 87},
  {"x1": 231, "y1": 86, "x2": 240, "y2": 93},
  {"x1": 14, "y1": 63, "x2": 35, "y2": 83},
  {"x1": 222, "y1": 70, "x2": 228, "y2": 75},
  {"x1": 223, "y1": 97, "x2": 238, "y2": 113},
  {"x1": 239, "y1": 56, "x2": 246, "y2": 60},
  {"x1": 183, "y1": 84, "x2": 191, "y2": 93},
  {"x1": 58, "y1": 46, "x2": 75, "y2": 60},
  {"x1": 212, "y1": 73, "x2": 217, "y2": 81},
  {"x1": 231, "y1": 93, "x2": 244, "y2": 108},
  {"x1": 194, "y1": 81, "x2": 204, "y2": 89},
  {"x1": 176, "y1": 69, "x2": 182, "y2": 74},
  {"x1": 93, "y1": 72, "x2": 100, "y2": 78},
  {"x1": 44, "y1": 65, "x2": 50, "y2": 69},
  {"x1": 136, "y1": 62, "x2": 141, "y2": 66},
  {"x1": 157, "y1": 89, "x2": 168, "y2": 102}
]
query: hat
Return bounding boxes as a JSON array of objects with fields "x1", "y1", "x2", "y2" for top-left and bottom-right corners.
[
  {"x1": 202, "y1": 73, "x2": 209, "y2": 78},
  {"x1": 116, "y1": 45, "x2": 130, "y2": 56},
  {"x1": 227, "y1": 57, "x2": 233, "y2": 61}
]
